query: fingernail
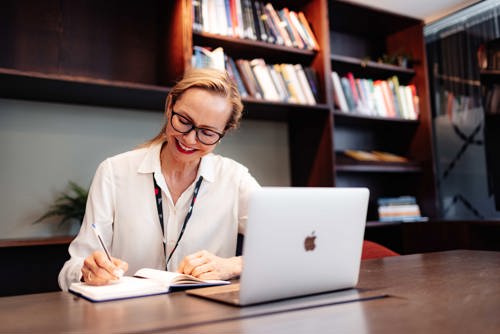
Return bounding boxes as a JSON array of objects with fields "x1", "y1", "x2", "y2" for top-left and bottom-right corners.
[{"x1": 114, "y1": 269, "x2": 124, "y2": 277}]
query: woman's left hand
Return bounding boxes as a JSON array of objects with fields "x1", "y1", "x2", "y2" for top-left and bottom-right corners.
[{"x1": 177, "y1": 250, "x2": 242, "y2": 280}]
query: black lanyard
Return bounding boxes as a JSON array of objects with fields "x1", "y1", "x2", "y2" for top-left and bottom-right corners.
[{"x1": 153, "y1": 174, "x2": 203, "y2": 270}]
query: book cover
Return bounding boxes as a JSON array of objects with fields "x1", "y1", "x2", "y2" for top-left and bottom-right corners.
[
  {"x1": 69, "y1": 268, "x2": 230, "y2": 302},
  {"x1": 344, "y1": 150, "x2": 380, "y2": 162},
  {"x1": 340, "y1": 77, "x2": 356, "y2": 111},
  {"x1": 250, "y1": 58, "x2": 280, "y2": 101},
  {"x1": 278, "y1": 8, "x2": 304, "y2": 49},
  {"x1": 331, "y1": 71, "x2": 349, "y2": 112},
  {"x1": 236, "y1": 59, "x2": 262, "y2": 99},
  {"x1": 288, "y1": 10, "x2": 313, "y2": 50},
  {"x1": 294, "y1": 64, "x2": 316, "y2": 105},
  {"x1": 264, "y1": 3, "x2": 293, "y2": 47},
  {"x1": 251, "y1": 1, "x2": 267, "y2": 42},
  {"x1": 226, "y1": 55, "x2": 249, "y2": 98},
  {"x1": 297, "y1": 12, "x2": 320, "y2": 51},
  {"x1": 281, "y1": 63, "x2": 307, "y2": 104},
  {"x1": 371, "y1": 150, "x2": 409, "y2": 163}
]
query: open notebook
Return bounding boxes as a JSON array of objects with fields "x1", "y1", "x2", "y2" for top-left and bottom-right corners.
[
  {"x1": 69, "y1": 268, "x2": 229, "y2": 302},
  {"x1": 187, "y1": 187, "x2": 369, "y2": 306}
]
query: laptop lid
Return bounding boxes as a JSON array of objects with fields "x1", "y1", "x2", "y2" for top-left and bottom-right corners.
[{"x1": 238, "y1": 187, "x2": 369, "y2": 305}]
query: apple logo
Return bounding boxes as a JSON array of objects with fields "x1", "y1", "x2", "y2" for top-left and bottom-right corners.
[{"x1": 304, "y1": 231, "x2": 316, "y2": 251}]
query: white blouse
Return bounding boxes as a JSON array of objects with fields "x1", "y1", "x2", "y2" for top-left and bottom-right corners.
[{"x1": 58, "y1": 142, "x2": 260, "y2": 291}]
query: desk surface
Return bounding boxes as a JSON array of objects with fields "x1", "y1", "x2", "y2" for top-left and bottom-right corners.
[{"x1": 0, "y1": 250, "x2": 498, "y2": 333}]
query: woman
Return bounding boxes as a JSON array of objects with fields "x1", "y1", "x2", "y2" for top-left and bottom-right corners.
[{"x1": 58, "y1": 68, "x2": 260, "y2": 291}]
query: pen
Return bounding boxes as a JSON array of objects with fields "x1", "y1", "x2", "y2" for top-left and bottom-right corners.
[{"x1": 91, "y1": 223, "x2": 112, "y2": 262}]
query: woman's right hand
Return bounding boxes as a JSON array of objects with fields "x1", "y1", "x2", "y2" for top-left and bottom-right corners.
[{"x1": 81, "y1": 251, "x2": 128, "y2": 285}]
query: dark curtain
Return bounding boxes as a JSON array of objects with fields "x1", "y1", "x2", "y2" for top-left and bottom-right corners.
[{"x1": 425, "y1": 1, "x2": 500, "y2": 219}]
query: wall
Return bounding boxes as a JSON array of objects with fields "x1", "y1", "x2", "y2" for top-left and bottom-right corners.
[{"x1": 0, "y1": 98, "x2": 290, "y2": 239}]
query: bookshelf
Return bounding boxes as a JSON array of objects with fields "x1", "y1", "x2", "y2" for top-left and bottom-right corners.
[
  {"x1": 328, "y1": 0, "x2": 437, "y2": 221},
  {"x1": 0, "y1": 0, "x2": 436, "y2": 220}
]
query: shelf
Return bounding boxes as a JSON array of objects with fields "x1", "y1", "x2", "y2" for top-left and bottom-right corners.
[
  {"x1": 333, "y1": 111, "x2": 419, "y2": 126},
  {"x1": 193, "y1": 31, "x2": 317, "y2": 64},
  {"x1": 0, "y1": 236, "x2": 74, "y2": 248},
  {"x1": 243, "y1": 99, "x2": 330, "y2": 122},
  {"x1": 480, "y1": 70, "x2": 500, "y2": 85},
  {"x1": 0, "y1": 68, "x2": 169, "y2": 111},
  {"x1": 331, "y1": 54, "x2": 415, "y2": 81},
  {"x1": 366, "y1": 221, "x2": 402, "y2": 228},
  {"x1": 335, "y1": 154, "x2": 422, "y2": 173}
]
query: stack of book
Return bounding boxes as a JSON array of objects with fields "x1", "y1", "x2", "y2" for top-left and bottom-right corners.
[
  {"x1": 377, "y1": 196, "x2": 427, "y2": 222},
  {"x1": 192, "y1": 46, "x2": 319, "y2": 105},
  {"x1": 343, "y1": 150, "x2": 409, "y2": 163},
  {"x1": 331, "y1": 71, "x2": 419, "y2": 119},
  {"x1": 192, "y1": 1, "x2": 320, "y2": 51}
]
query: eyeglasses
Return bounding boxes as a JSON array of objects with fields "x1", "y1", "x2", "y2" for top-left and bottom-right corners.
[{"x1": 170, "y1": 110, "x2": 224, "y2": 145}]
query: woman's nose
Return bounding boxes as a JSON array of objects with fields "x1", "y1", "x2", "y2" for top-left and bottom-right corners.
[{"x1": 183, "y1": 128, "x2": 198, "y2": 144}]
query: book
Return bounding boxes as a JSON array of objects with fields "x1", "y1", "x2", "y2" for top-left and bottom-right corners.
[
  {"x1": 377, "y1": 196, "x2": 425, "y2": 222},
  {"x1": 331, "y1": 71, "x2": 348, "y2": 112},
  {"x1": 344, "y1": 150, "x2": 409, "y2": 163},
  {"x1": 69, "y1": 268, "x2": 230, "y2": 302},
  {"x1": 250, "y1": 58, "x2": 280, "y2": 101},
  {"x1": 344, "y1": 150, "x2": 380, "y2": 161},
  {"x1": 371, "y1": 150, "x2": 409, "y2": 163}
]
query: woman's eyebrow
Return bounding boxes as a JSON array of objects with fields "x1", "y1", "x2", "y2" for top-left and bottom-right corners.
[{"x1": 177, "y1": 110, "x2": 222, "y2": 131}]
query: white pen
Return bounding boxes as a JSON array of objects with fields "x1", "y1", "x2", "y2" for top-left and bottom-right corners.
[
  {"x1": 91, "y1": 223, "x2": 112, "y2": 261},
  {"x1": 91, "y1": 223, "x2": 124, "y2": 279}
]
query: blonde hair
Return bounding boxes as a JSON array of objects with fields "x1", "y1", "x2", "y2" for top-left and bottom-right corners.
[{"x1": 144, "y1": 68, "x2": 243, "y2": 146}]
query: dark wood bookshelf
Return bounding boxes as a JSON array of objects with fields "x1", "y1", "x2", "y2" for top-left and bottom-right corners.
[
  {"x1": 329, "y1": 0, "x2": 437, "y2": 221},
  {"x1": 336, "y1": 162, "x2": 422, "y2": 174},
  {"x1": 0, "y1": 67, "x2": 169, "y2": 111},
  {"x1": 333, "y1": 110, "x2": 420, "y2": 126},
  {"x1": 193, "y1": 31, "x2": 317, "y2": 64},
  {"x1": 242, "y1": 99, "x2": 330, "y2": 122}
]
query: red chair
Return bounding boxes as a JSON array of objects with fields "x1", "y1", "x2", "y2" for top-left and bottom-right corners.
[{"x1": 361, "y1": 240, "x2": 399, "y2": 259}]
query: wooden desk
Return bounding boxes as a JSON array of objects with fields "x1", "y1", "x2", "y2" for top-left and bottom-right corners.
[{"x1": 0, "y1": 250, "x2": 498, "y2": 333}]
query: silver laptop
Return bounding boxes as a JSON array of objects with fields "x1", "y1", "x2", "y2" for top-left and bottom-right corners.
[{"x1": 186, "y1": 187, "x2": 369, "y2": 306}]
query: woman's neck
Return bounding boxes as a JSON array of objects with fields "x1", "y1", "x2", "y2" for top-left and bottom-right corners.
[{"x1": 160, "y1": 142, "x2": 200, "y2": 183}]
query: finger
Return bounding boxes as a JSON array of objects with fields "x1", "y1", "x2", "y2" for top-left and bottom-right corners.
[
  {"x1": 197, "y1": 271, "x2": 220, "y2": 280},
  {"x1": 83, "y1": 252, "x2": 119, "y2": 283},
  {"x1": 93, "y1": 251, "x2": 121, "y2": 278},
  {"x1": 112, "y1": 258, "x2": 128, "y2": 277},
  {"x1": 81, "y1": 265, "x2": 113, "y2": 286},
  {"x1": 190, "y1": 262, "x2": 213, "y2": 278},
  {"x1": 182, "y1": 257, "x2": 208, "y2": 276}
]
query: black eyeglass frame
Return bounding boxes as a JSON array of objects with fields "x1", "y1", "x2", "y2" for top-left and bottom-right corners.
[{"x1": 170, "y1": 110, "x2": 225, "y2": 145}]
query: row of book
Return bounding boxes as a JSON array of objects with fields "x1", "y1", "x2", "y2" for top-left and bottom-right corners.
[
  {"x1": 377, "y1": 196, "x2": 427, "y2": 222},
  {"x1": 331, "y1": 71, "x2": 420, "y2": 120},
  {"x1": 192, "y1": 0, "x2": 320, "y2": 51},
  {"x1": 192, "y1": 46, "x2": 319, "y2": 105}
]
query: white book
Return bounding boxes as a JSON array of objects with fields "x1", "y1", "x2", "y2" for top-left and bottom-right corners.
[
  {"x1": 282, "y1": 64, "x2": 307, "y2": 104},
  {"x1": 332, "y1": 71, "x2": 349, "y2": 113},
  {"x1": 201, "y1": 0, "x2": 211, "y2": 33},
  {"x1": 214, "y1": 0, "x2": 229, "y2": 36},
  {"x1": 398, "y1": 86, "x2": 410, "y2": 119},
  {"x1": 268, "y1": 65, "x2": 289, "y2": 102},
  {"x1": 372, "y1": 84, "x2": 388, "y2": 117},
  {"x1": 250, "y1": 59, "x2": 280, "y2": 101},
  {"x1": 404, "y1": 86, "x2": 417, "y2": 119},
  {"x1": 69, "y1": 268, "x2": 229, "y2": 302},
  {"x1": 294, "y1": 64, "x2": 316, "y2": 105}
]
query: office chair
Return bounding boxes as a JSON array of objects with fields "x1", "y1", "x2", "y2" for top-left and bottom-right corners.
[{"x1": 362, "y1": 240, "x2": 399, "y2": 259}]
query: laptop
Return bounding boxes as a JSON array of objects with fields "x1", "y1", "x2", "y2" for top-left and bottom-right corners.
[{"x1": 186, "y1": 187, "x2": 369, "y2": 306}]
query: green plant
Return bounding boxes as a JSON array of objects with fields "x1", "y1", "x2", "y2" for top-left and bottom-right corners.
[{"x1": 34, "y1": 181, "x2": 88, "y2": 226}]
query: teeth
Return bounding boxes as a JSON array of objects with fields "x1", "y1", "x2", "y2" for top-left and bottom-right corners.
[{"x1": 178, "y1": 140, "x2": 194, "y2": 151}]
